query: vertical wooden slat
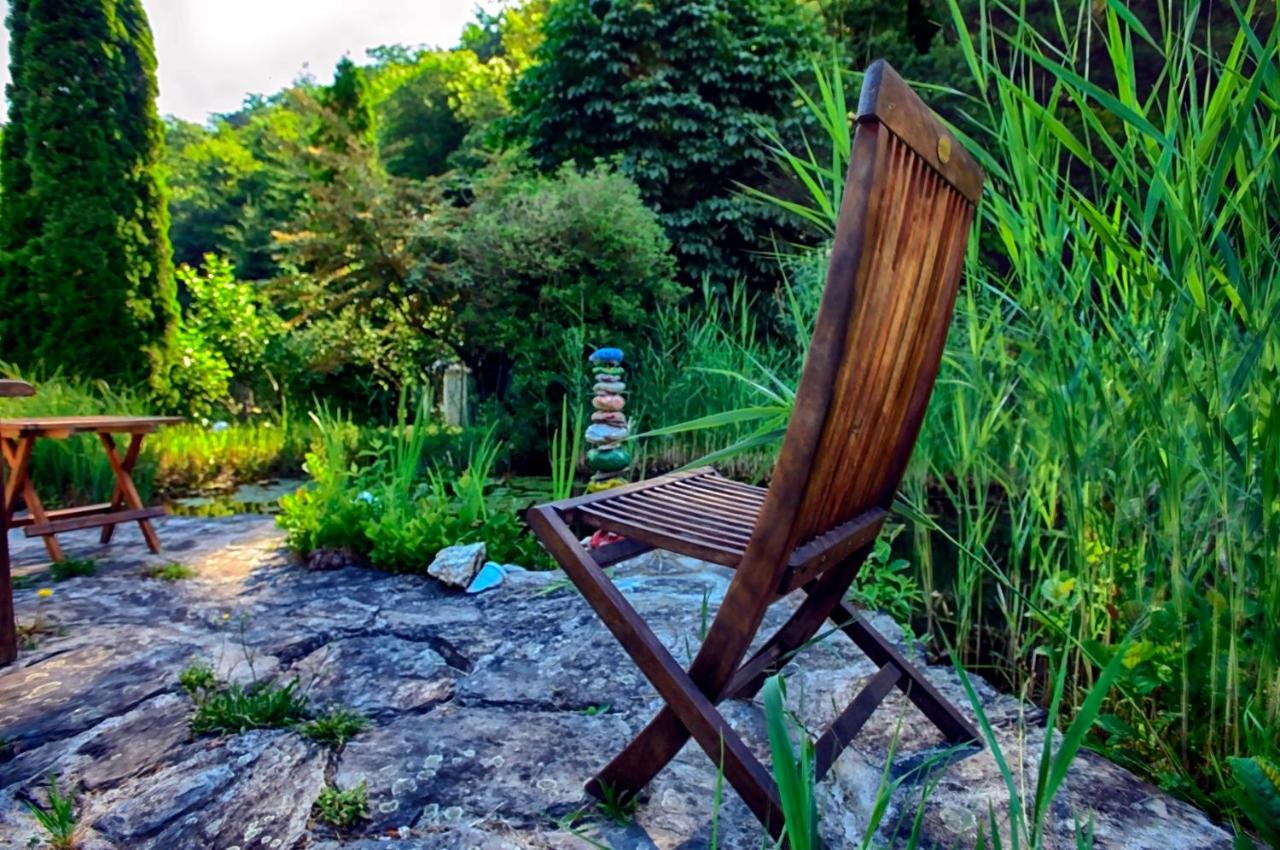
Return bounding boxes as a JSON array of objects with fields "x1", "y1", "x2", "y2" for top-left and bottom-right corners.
[{"x1": 778, "y1": 131, "x2": 977, "y2": 552}]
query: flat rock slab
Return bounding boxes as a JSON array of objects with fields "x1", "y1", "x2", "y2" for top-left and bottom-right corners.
[{"x1": 0, "y1": 515, "x2": 1236, "y2": 849}]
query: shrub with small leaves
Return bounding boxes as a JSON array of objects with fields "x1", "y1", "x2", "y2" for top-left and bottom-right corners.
[{"x1": 313, "y1": 781, "x2": 369, "y2": 829}]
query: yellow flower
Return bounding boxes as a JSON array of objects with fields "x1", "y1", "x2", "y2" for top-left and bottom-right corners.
[
  {"x1": 222, "y1": 612, "x2": 231, "y2": 620},
  {"x1": 36, "y1": 588, "x2": 54, "y2": 598}
]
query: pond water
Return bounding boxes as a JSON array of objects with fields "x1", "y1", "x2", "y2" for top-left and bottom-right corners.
[{"x1": 165, "y1": 478, "x2": 305, "y2": 517}]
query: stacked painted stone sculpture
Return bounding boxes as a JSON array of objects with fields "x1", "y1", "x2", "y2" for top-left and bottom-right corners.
[{"x1": 585, "y1": 347, "x2": 630, "y2": 494}]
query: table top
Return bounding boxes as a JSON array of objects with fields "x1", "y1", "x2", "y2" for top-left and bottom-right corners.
[
  {"x1": 0, "y1": 380, "x2": 35, "y2": 398},
  {"x1": 0, "y1": 415, "x2": 185, "y2": 438}
]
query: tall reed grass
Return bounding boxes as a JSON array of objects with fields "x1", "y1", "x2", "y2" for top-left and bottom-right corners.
[{"x1": 657, "y1": 1, "x2": 1280, "y2": 837}]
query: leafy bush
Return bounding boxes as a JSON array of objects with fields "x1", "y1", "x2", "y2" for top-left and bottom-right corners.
[
  {"x1": 177, "y1": 254, "x2": 283, "y2": 407},
  {"x1": 157, "y1": 324, "x2": 234, "y2": 419},
  {"x1": 511, "y1": 0, "x2": 824, "y2": 291},
  {"x1": 278, "y1": 392, "x2": 551, "y2": 571},
  {"x1": 456, "y1": 163, "x2": 685, "y2": 458},
  {"x1": 178, "y1": 663, "x2": 218, "y2": 697}
]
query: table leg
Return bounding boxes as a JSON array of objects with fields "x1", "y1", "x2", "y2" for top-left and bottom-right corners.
[
  {"x1": 4, "y1": 437, "x2": 63, "y2": 562},
  {"x1": 98, "y1": 433, "x2": 161, "y2": 554},
  {"x1": 2, "y1": 438, "x2": 33, "y2": 525},
  {"x1": 100, "y1": 433, "x2": 143, "y2": 544},
  {"x1": 1, "y1": 455, "x2": 14, "y2": 666}
]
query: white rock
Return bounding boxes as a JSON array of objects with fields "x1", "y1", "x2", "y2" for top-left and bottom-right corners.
[{"x1": 427, "y1": 542, "x2": 486, "y2": 588}]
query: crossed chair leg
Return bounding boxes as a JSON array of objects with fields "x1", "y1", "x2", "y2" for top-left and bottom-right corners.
[{"x1": 528, "y1": 506, "x2": 979, "y2": 845}]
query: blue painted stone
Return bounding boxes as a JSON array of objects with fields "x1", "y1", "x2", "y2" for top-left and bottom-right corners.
[
  {"x1": 588, "y1": 347, "x2": 624, "y2": 365},
  {"x1": 466, "y1": 562, "x2": 505, "y2": 594},
  {"x1": 585, "y1": 423, "x2": 629, "y2": 444}
]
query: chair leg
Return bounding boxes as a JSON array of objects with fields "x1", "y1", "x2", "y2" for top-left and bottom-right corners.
[
  {"x1": 826, "y1": 598, "x2": 978, "y2": 744},
  {"x1": 722, "y1": 558, "x2": 866, "y2": 702},
  {"x1": 591, "y1": 548, "x2": 867, "y2": 801},
  {"x1": 526, "y1": 507, "x2": 789, "y2": 840}
]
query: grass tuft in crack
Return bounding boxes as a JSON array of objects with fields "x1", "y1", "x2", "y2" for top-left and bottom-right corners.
[{"x1": 313, "y1": 781, "x2": 369, "y2": 829}]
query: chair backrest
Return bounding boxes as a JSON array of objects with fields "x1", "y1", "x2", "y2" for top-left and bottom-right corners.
[{"x1": 750, "y1": 60, "x2": 985, "y2": 565}]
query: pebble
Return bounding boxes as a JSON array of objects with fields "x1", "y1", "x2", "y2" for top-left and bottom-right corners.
[
  {"x1": 587, "y1": 446, "x2": 631, "y2": 472},
  {"x1": 585, "y1": 423, "x2": 629, "y2": 444},
  {"x1": 592, "y1": 394, "x2": 625, "y2": 412},
  {"x1": 588, "y1": 347, "x2": 625, "y2": 365}
]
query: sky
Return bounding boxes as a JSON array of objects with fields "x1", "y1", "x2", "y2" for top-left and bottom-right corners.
[{"x1": 0, "y1": 0, "x2": 484, "y2": 124}]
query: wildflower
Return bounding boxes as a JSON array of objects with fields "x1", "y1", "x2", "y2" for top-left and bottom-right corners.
[
  {"x1": 36, "y1": 588, "x2": 53, "y2": 598},
  {"x1": 222, "y1": 612, "x2": 231, "y2": 620}
]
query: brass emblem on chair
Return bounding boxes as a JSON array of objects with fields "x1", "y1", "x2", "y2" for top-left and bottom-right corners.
[{"x1": 938, "y1": 135, "x2": 952, "y2": 163}]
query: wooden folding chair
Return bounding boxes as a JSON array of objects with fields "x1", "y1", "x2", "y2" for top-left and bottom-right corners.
[{"x1": 527, "y1": 60, "x2": 985, "y2": 841}]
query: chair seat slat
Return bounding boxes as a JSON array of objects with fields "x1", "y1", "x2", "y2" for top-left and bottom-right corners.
[
  {"x1": 612, "y1": 493, "x2": 754, "y2": 539},
  {"x1": 579, "y1": 500, "x2": 752, "y2": 548}
]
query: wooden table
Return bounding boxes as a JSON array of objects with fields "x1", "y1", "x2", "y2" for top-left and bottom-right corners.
[
  {"x1": 0, "y1": 380, "x2": 35, "y2": 666},
  {"x1": 0, "y1": 415, "x2": 183, "y2": 564}
]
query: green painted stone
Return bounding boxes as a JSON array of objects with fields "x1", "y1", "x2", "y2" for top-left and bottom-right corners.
[{"x1": 587, "y1": 447, "x2": 631, "y2": 472}]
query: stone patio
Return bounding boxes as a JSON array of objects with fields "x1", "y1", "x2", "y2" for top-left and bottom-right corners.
[{"x1": 0, "y1": 515, "x2": 1235, "y2": 849}]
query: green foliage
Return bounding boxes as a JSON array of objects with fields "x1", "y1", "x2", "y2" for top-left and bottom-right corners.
[
  {"x1": 299, "y1": 707, "x2": 370, "y2": 749},
  {"x1": 378, "y1": 61, "x2": 467, "y2": 179},
  {"x1": 457, "y1": 162, "x2": 684, "y2": 454},
  {"x1": 188, "y1": 678, "x2": 310, "y2": 736},
  {"x1": 847, "y1": 525, "x2": 922, "y2": 628},
  {"x1": 170, "y1": 254, "x2": 283, "y2": 415},
  {"x1": 511, "y1": 0, "x2": 824, "y2": 290},
  {"x1": 178, "y1": 663, "x2": 218, "y2": 697},
  {"x1": 319, "y1": 57, "x2": 374, "y2": 149},
  {"x1": 164, "y1": 103, "x2": 307, "y2": 280},
  {"x1": 0, "y1": 364, "x2": 156, "y2": 505},
  {"x1": 312, "y1": 781, "x2": 369, "y2": 829},
  {"x1": 142, "y1": 562, "x2": 196, "y2": 581},
  {"x1": 592, "y1": 782, "x2": 641, "y2": 826},
  {"x1": 49, "y1": 558, "x2": 96, "y2": 583},
  {"x1": 762, "y1": 675, "x2": 818, "y2": 850},
  {"x1": 23, "y1": 772, "x2": 77, "y2": 850},
  {"x1": 959, "y1": 642, "x2": 1128, "y2": 849},
  {"x1": 273, "y1": 90, "x2": 460, "y2": 399},
  {"x1": 1228, "y1": 757, "x2": 1280, "y2": 848},
  {"x1": 278, "y1": 392, "x2": 550, "y2": 571},
  {"x1": 667, "y1": 5, "x2": 1280, "y2": 832},
  {"x1": 0, "y1": 0, "x2": 177, "y2": 390},
  {"x1": 148, "y1": 416, "x2": 314, "y2": 492},
  {"x1": 276, "y1": 405, "x2": 371, "y2": 556}
]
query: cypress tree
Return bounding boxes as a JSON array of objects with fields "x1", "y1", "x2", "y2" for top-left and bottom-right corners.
[{"x1": 0, "y1": 0, "x2": 177, "y2": 386}]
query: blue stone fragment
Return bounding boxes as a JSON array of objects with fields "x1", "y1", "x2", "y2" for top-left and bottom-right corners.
[
  {"x1": 466, "y1": 562, "x2": 506, "y2": 594},
  {"x1": 588, "y1": 347, "x2": 624, "y2": 365}
]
